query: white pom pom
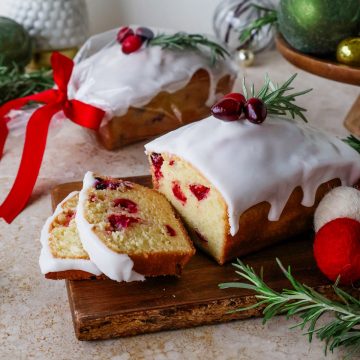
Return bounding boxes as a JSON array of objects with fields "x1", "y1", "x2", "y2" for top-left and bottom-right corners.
[{"x1": 314, "y1": 186, "x2": 360, "y2": 232}]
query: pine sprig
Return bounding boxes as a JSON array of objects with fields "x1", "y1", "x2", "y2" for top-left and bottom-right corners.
[
  {"x1": 238, "y1": 4, "x2": 278, "y2": 45},
  {"x1": 0, "y1": 61, "x2": 53, "y2": 106},
  {"x1": 242, "y1": 74, "x2": 312, "y2": 122},
  {"x1": 149, "y1": 33, "x2": 230, "y2": 65},
  {"x1": 219, "y1": 259, "x2": 360, "y2": 357},
  {"x1": 343, "y1": 135, "x2": 360, "y2": 154}
]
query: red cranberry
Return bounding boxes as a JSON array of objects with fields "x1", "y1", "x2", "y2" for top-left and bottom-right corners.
[
  {"x1": 165, "y1": 225, "x2": 176, "y2": 237},
  {"x1": 64, "y1": 211, "x2": 75, "y2": 227},
  {"x1": 223, "y1": 93, "x2": 246, "y2": 104},
  {"x1": 95, "y1": 177, "x2": 121, "y2": 190},
  {"x1": 150, "y1": 153, "x2": 164, "y2": 181},
  {"x1": 135, "y1": 27, "x2": 154, "y2": 41},
  {"x1": 211, "y1": 98, "x2": 243, "y2": 122},
  {"x1": 169, "y1": 159, "x2": 175, "y2": 166},
  {"x1": 172, "y1": 181, "x2": 187, "y2": 205},
  {"x1": 114, "y1": 198, "x2": 138, "y2": 213},
  {"x1": 108, "y1": 214, "x2": 140, "y2": 231},
  {"x1": 117, "y1": 26, "x2": 134, "y2": 43},
  {"x1": 189, "y1": 184, "x2": 210, "y2": 201},
  {"x1": 244, "y1": 98, "x2": 267, "y2": 124},
  {"x1": 122, "y1": 35, "x2": 143, "y2": 54}
]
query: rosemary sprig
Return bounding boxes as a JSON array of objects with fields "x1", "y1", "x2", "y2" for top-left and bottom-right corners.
[
  {"x1": 343, "y1": 135, "x2": 360, "y2": 154},
  {"x1": 238, "y1": 4, "x2": 278, "y2": 46},
  {"x1": 242, "y1": 73, "x2": 312, "y2": 122},
  {"x1": 149, "y1": 33, "x2": 230, "y2": 65},
  {"x1": 219, "y1": 259, "x2": 360, "y2": 357},
  {"x1": 0, "y1": 61, "x2": 53, "y2": 106}
]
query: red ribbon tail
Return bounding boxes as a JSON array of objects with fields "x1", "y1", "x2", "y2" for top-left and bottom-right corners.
[
  {"x1": 0, "y1": 103, "x2": 61, "y2": 223},
  {"x1": 0, "y1": 118, "x2": 9, "y2": 160}
]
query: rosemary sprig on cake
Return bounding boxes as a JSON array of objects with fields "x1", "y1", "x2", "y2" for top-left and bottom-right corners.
[
  {"x1": 219, "y1": 259, "x2": 360, "y2": 357},
  {"x1": 149, "y1": 33, "x2": 230, "y2": 65},
  {"x1": 116, "y1": 26, "x2": 230, "y2": 65},
  {"x1": 344, "y1": 135, "x2": 360, "y2": 154},
  {"x1": 0, "y1": 60, "x2": 53, "y2": 106},
  {"x1": 211, "y1": 73, "x2": 312, "y2": 123}
]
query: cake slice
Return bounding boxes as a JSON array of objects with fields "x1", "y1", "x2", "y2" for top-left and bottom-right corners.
[
  {"x1": 75, "y1": 172, "x2": 195, "y2": 282},
  {"x1": 39, "y1": 191, "x2": 102, "y2": 280},
  {"x1": 145, "y1": 116, "x2": 360, "y2": 264}
]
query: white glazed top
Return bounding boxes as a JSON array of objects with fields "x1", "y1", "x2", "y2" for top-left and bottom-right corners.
[
  {"x1": 39, "y1": 191, "x2": 102, "y2": 276},
  {"x1": 68, "y1": 28, "x2": 237, "y2": 121},
  {"x1": 145, "y1": 116, "x2": 360, "y2": 236},
  {"x1": 76, "y1": 172, "x2": 144, "y2": 282}
]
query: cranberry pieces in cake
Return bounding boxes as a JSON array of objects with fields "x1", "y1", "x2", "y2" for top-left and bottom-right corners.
[
  {"x1": 165, "y1": 225, "x2": 176, "y2": 237},
  {"x1": 94, "y1": 177, "x2": 132, "y2": 191},
  {"x1": 189, "y1": 184, "x2": 210, "y2": 201},
  {"x1": 172, "y1": 181, "x2": 187, "y2": 205},
  {"x1": 113, "y1": 198, "x2": 138, "y2": 213},
  {"x1": 108, "y1": 214, "x2": 140, "y2": 231},
  {"x1": 150, "y1": 153, "x2": 164, "y2": 181}
]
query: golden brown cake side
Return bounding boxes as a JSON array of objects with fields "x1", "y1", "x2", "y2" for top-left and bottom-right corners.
[
  {"x1": 97, "y1": 70, "x2": 233, "y2": 150},
  {"x1": 148, "y1": 152, "x2": 359, "y2": 265}
]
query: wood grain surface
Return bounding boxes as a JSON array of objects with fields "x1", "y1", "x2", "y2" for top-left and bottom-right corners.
[
  {"x1": 275, "y1": 34, "x2": 360, "y2": 86},
  {"x1": 52, "y1": 176, "x2": 333, "y2": 341}
]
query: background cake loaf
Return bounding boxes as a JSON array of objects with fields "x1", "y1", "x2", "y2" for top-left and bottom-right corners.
[
  {"x1": 68, "y1": 27, "x2": 237, "y2": 149},
  {"x1": 145, "y1": 116, "x2": 360, "y2": 264}
]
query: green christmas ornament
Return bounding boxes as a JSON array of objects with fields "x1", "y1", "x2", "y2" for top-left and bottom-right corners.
[
  {"x1": 337, "y1": 37, "x2": 360, "y2": 67},
  {"x1": 278, "y1": 0, "x2": 360, "y2": 55},
  {"x1": 0, "y1": 16, "x2": 32, "y2": 68}
]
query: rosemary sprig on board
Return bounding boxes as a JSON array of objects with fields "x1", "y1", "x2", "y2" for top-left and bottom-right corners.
[
  {"x1": 242, "y1": 73, "x2": 312, "y2": 122},
  {"x1": 343, "y1": 135, "x2": 360, "y2": 154},
  {"x1": 149, "y1": 33, "x2": 230, "y2": 65},
  {"x1": 219, "y1": 259, "x2": 360, "y2": 357},
  {"x1": 239, "y1": 4, "x2": 278, "y2": 45},
  {"x1": 0, "y1": 61, "x2": 54, "y2": 106}
]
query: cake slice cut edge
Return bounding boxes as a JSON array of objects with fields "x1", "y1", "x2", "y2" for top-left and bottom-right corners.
[
  {"x1": 75, "y1": 171, "x2": 196, "y2": 282},
  {"x1": 39, "y1": 191, "x2": 103, "y2": 280}
]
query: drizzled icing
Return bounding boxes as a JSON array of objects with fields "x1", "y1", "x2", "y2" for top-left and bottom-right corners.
[
  {"x1": 67, "y1": 28, "x2": 237, "y2": 122},
  {"x1": 145, "y1": 116, "x2": 360, "y2": 236}
]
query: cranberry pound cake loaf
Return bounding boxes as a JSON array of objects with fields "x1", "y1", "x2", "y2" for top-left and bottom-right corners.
[
  {"x1": 75, "y1": 172, "x2": 195, "y2": 281},
  {"x1": 68, "y1": 26, "x2": 237, "y2": 149},
  {"x1": 145, "y1": 116, "x2": 360, "y2": 264},
  {"x1": 39, "y1": 192, "x2": 102, "y2": 280}
]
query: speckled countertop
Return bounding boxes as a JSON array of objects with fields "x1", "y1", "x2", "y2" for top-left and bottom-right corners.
[{"x1": 0, "y1": 51, "x2": 358, "y2": 360}]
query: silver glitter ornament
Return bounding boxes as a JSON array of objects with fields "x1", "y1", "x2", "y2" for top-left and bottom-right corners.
[{"x1": 213, "y1": 0, "x2": 276, "y2": 53}]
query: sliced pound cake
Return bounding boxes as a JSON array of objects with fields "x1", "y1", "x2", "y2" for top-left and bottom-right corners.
[
  {"x1": 75, "y1": 172, "x2": 195, "y2": 282},
  {"x1": 39, "y1": 191, "x2": 102, "y2": 280}
]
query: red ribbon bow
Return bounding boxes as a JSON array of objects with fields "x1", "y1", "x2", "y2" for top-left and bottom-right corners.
[{"x1": 0, "y1": 52, "x2": 105, "y2": 223}]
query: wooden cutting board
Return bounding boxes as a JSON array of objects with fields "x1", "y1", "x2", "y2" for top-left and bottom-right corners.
[{"x1": 51, "y1": 176, "x2": 332, "y2": 341}]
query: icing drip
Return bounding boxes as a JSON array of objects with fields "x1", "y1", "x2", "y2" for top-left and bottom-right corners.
[
  {"x1": 145, "y1": 116, "x2": 360, "y2": 236},
  {"x1": 68, "y1": 28, "x2": 237, "y2": 121}
]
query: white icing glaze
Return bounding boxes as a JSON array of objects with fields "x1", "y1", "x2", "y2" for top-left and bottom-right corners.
[
  {"x1": 68, "y1": 28, "x2": 237, "y2": 122},
  {"x1": 145, "y1": 116, "x2": 360, "y2": 236},
  {"x1": 75, "y1": 171, "x2": 144, "y2": 282},
  {"x1": 39, "y1": 191, "x2": 102, "y2": 276}
]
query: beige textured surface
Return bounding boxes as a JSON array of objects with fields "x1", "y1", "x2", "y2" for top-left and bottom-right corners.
[{"x1": 0, "y1": 51, "x2": 358, "y2": 360}]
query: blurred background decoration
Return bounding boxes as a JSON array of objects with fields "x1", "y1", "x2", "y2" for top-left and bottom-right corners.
[{"x1": 3, "y1": 0, "x2": 89, "y2": 68}]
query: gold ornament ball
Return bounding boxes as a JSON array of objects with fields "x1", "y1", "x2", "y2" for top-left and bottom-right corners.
[
  {"x1": 236, "y1": 49, "x2": 255, "y2": 67},
  {"x1": 336, "y1": 37, "x2": 360, "y2": 67}
]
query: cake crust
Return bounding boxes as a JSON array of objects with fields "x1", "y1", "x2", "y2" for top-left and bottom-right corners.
[{"x1": 98, "y1": 70, "x2": 233, "y2": 150}]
